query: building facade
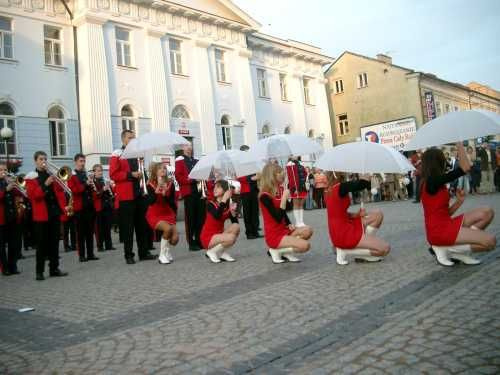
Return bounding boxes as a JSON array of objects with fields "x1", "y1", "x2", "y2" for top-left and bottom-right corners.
[
  {"x1": 0, "y1": 0, "x2": 333, "y2": 173},
  {"x1": 325, "y1": 51, "x2": 500, "y2": 148}
]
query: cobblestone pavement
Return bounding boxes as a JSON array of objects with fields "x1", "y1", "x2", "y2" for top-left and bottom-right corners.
[{"x1": 1, "y1": 195, "x2": 499, "y2": 374}]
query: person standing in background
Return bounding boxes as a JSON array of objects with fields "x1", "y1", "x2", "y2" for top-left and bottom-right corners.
[
  {"x1": 477, "y1": 142, "x2": 495, "y2": 194},
  {"x1": 313, "y1": 169, "x2": 327, "y2": 209}
]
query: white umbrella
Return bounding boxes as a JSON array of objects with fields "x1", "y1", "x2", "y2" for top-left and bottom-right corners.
[
  {"x1": 316, "y1": 141, "x2": 415, "y2": 174},
  {"x1": 404, "y1": 110, "x2": 500, "y2": 151},
  {"x1": 250, "y1": 134, "x2": 323, "y2": 161},
  {"x1": 121, "y1": 131, "x2": 190, "y2": 159},
  {"x1": 188, "y1": 149, "x2": 264, "y2": 180}
]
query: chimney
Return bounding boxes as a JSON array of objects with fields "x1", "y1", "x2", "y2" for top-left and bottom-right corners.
[{"x1": 376, "y1": 54, "x2": 392, "y2": 65}]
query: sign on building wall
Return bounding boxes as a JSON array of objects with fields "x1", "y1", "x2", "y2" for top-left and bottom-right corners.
[
  {"x1": 424, "y1": 91, "x2": 437, "y2": 120},
  {"x1": 360, "y1": 117, "x2": 417, "y2": 151}
]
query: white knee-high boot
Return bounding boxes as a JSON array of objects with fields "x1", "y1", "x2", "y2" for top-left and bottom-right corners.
[
  {"x1": 449, "y1": 244, "x2": 480, "y2": 265},
  {"x1": 279, "y1": 247, "x2": 301, "y2": 262},
  {"x1": 158, "y1": 238, "x2": 170, "y2": 264},
  {"x1": 297, "y1": 209, "x2": 305, "y2": 227},
  {"x1": 336, "y1": 248, "x2": 349, "y2": 265},
  {"x1": 205, "y1": 244, "x2": 224, "y2": 263},
  {"x1": 219, "y1": 246, "x2": 236, "y2": 262},
  {"x1": 431, "y1": 246, "x2": 454, "y2": 266},
  {"x1": 268, "y1": 248, "x2": 285, "y2": 263},
  {"x1": 348, "y1": 248, "x2": 382, "y2": 262},
  {"x1": 293, "y1": 209, "x2": 301, "y2": 226}
]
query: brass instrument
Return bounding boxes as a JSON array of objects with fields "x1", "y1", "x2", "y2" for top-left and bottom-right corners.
[
  {"x1": 44, "y1": 161, "x2": 74, "y2": 216},
  {"x1": 197, "y1": 180, "x2": 207, "y2": 199},
  {"x1": 6, "y1": 173, "x2": 28, "y2": 198},
  {"x1": 138, "y1": 158, "x2": 148, "y2": 195}
]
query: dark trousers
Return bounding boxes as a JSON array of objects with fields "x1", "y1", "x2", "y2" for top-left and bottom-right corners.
[
  {"x1": 241, "y1": 191, "x2": 260, "y2": 237},
  {"x1": 95, "y1": 209, "x2": 113, "y2": 250},
  {"x1": 183, "y1": 193, "x2": 205, "y2": 247},
  {"x1": 0, "y1": 223, "x2": 21, "y2": 273},
  {"x1": 63, "y1": 217, "x2": 76, "y2": 250},
  {"x1": 74, "y1": 208, "x2": 95, "y2": 258},
  {"x1": 119, "y1": 199, "x2": 148, "y2": 259},
  {"x1": 23, "y1": 217, "x2": 35, "y2": 250},
  {"x1": 34, "y1": 218, "x2": 60, "y2": 274},
  {"x1": 313, "y1": 188, "x2": 325, "y2": 209},
  {"x1": 414, "y1": 175, "x2": 421, "y2": 202}
]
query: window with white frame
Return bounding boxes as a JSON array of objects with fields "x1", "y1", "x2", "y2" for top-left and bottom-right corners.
[
  {"x1": 215, "y1": 49, "x2": 227, "y2": 82},
  {"x1": 0, "y1": 102, "x2": 16, "y2": 155},
  {"x1": 121, "y1": 105, "x2": 136, "y2": 132},
  {"x1": 257, "y1": 68, "x2": 268, "y2": 97},
  {"x1": 303, "y1": 78, "x2": 312, "y2": 105},
  {"x1": 48, "y1": 106, "x2": 67, "y2": 156},
  {"x1": 338, "y1": 114, "x2": 349, "y2": 136},
  {"x1": 169, "y1": 38, "x2": 183, "y2": 75},
  {"x1": 436, "y1": 101, "x2": 442, "y2": 116},
  {"x1": 116, "y1": 27, "x2": 132, "y2": 67},
  {"x1": 171, "y1": 105, "x2": 190, "y2": 119},
  {"x1": 279, "y1": 73, "x2": 289, "y2": 101},
  {"x1": 44, "y1": 25, "x2": 62, "y2": 66},
  {"x1": 357, "y1": 72, "x2": 368, "y2": 88},
  {"x1": 0, "y1": 16, "x2": 13, "y2": 59},
  {"x1": 261, "y1": 123, "x2": 270, "y2": 138},
  {"x1": 334, "y1": 79, "x2": 344, "y2": 94},
  {"x1": 221, "y1": 115, "x2": 232, "y2": 150}
]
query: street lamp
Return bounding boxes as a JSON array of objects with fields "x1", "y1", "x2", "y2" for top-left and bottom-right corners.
[{"x1": 1, "y1": 126, "x2": 14, "y2": 172}]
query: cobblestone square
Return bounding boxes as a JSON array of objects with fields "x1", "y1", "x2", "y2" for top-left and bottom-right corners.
[{"x1": 1, "y1": 195, "x2": 499, "y2": 374}]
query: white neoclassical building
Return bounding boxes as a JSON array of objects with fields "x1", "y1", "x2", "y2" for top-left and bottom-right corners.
[{"x1": 0, "y1": 0, "x2": 333, "y2": 172}]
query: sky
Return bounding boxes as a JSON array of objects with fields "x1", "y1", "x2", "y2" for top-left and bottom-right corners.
[{"x1": 233, "y1": 0, "x2": 500, "y2": 91}]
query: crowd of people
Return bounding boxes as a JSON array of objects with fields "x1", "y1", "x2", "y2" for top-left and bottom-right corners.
[{"x1": 0, "y1": 129, "x2": 498, "y2": 279}]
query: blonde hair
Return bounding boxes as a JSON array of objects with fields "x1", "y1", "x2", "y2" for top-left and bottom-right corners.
[
  {"x1": 259, "y1": 162, "x2": 283, "y2": 196},
  {"x1": 148, "y1": 162, "x2": 170, "y2": 186}
]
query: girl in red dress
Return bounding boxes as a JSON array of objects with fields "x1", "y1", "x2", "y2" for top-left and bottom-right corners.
[
  {"x1": 421, "y1": 142, "x2": 496, "y2": 266},
  {"x1": 286, "y1": 156, "x2": 308, "y2": 227},
  {"x1": 259, "y1": 162, "x2": 313, "y2": 264},
  {"x1": 146, "y1": 162, "x2": 179, "y2": 264},
  {"x1": 324, "y1": 172, "x2": 390, "y2": 265},
  {"x1": 200, "y1": 180, "x2": 240, "y2": 263}
]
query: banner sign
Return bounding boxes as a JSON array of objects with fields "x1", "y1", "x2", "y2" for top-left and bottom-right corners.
[
  {"x1": 424, "y1": 91, "x2": 437, "y2": 120},
  {"x1": 360, "y1": 117, "x2": 417, "y2": 151}
]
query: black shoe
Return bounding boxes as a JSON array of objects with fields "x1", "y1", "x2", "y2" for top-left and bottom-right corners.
[
  {"x1": 79, "y1": 257, "x2": 88, "y2": 262},
  {"x1": 50, "y1": 269, "x2": 68, "y2": 277},
  {"x1": 9, "y1": 269, "x2": 20, "y2": 275},
  {"x1": 87, "y1": 256, "x2": 99, "y2": 261},
  {"x1": 126, "y1": 258, "x2": 136, "y2": 264},
  {"x1": 139, "y1": 254, "x2": 157, "y2": 261},
  {"x1": 413, "y1": 200, "x2": 420, "y2": 203},
  {"x1": 2, "y1": 270, "x2": 12, "y2": 276},
  {"x1": 254, "y1": 233, "x2": 264, "y2": 238},
  {"x1": 189, "y1": 244, "x2": 201, "y2": 251},
  {"x1": 107, "y1": 247, "x2": 117, "y2": 251},
  {"x1": 18, "y1": 254, "x2": 25, "y2": 259},
  {"x1": 65, "y1": 247, "x2": 71, "y2": 253},
  {"x1": 36, "y1": 273, "x2": 45, "y2": 281},
  {"x1": 97, "y1": 247, "x2": 105, "y2": 252},
  {"x1": 247, "y1": 235, "x2": 257, "y2": 240}
]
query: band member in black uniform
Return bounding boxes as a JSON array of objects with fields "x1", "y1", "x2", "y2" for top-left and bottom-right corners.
[
  {"x1": 238, "y1": 145, "x2": 262, "y2": 239},
  {"x1": 63, "y1": 211, "x2": 76, "y2": 252},
  {"x1": 25, "y1": 151, "x2": 68, "y2": 281},
  {"x1": 68, "y1": 154, "x2": 98, "y2": 262},
  {"x1": 92, "y1": 164, "x2": 115, "y2": 252},
  {"x1": 110, "y1": 130, "x2": 155, "y2": 264},
  {"x1": 175, "y1": 143, "x2": 205, "y2": 251}
]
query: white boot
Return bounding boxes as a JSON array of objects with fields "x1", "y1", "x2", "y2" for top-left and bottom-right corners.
[
  {"x1": 296, "y1": 209, "x2": 305, "y2": 227},
  {"x1": 158, "y1": 238, "x2": 171, "y2": 264},
  {"x1": 219, "y1": 248, "x2": 236, "y2": 262},
  {"x1": 268, "y1": 248, "x2": 285, "y2": 264},
  {"x1": 349, "y1": 248, "x2": 382, "y2": 263},
  {"x1": 279, "y1": 247, "x2": 301, "y2": 262},
  {"x1": 336, "y1": 248, "x2": 349, "y2": 265},
  {"x1": 432, "y1": 246, "x2": 454, "y2": 266},
  {"x1": 166, "y1": 244, "x2": 174, "y2": 262},
  {"x1": 365, "y1": 225, "x2": 378, "y2": 235},
  {"x1": 449, "y1": 244, "x2": 481, "y2": 265},
  {"x1": 205, "y1": 244, "x2": 223, "y2": 263},
  {"x1": 293, "y1": 209, "x2": 301, "y2": 227}
]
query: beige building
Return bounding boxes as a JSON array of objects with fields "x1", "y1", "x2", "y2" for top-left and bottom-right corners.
[{"x1": 325, "y1": 51, "x2": 500, "y2": 147}]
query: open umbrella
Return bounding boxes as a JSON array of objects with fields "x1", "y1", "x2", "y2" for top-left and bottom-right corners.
[
  {"x1": 316, "y1": 141, "x2": 414, "y2": 174},
  {"x1": 404, "y1": 110, "x2": 500, "y2": 151},
  {"x1": 188, "y1": 149, "x2": 263, "y2": 180},
  {"x1": 250, "y1": 134, "x2": 323, "y2": 161},
  {"x1": 121, "y1": 131, "x2": 190, "y2": 159}
]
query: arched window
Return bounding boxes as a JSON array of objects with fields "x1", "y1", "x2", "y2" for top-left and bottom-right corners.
[
  {"x1": 48, "y1": 106, "x2": 67, "y2": 156},
  {"x1": 0, "y1": 102, "x2": 16, "y2": 155},
  {"x1": 284, "y1": 126, "x2": 291, "y2": 134},
  {"x1": 121, "y1": 105, "x2": 136, "y2": 132},
  {"x1": 220, "y1": 115, "x2": 232, "y2": 150},
  {"x1": 171, "y1": 105, "x2": 190, "y2": 119},
  {"x1": 308, "y1": 129, "x2": 315, "y2": 138}
]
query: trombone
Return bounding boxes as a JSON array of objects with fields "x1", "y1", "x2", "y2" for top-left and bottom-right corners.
[
  {"x1": 44, "y1": 161, "x2": 74, "y2": 216},
  {"x1": 6, "y1": 173, "x2": 28, "y2": 198}
]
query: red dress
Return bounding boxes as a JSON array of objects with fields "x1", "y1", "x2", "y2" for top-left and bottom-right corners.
[
  {"x1": 421, "y1": 183, "x2": 463, "y2": 246},
  {"x1": 200, "y1": 200, "x2": 232, "y2": 249},
  {"x1": 145, "y1": 182, "x2": 177, "y2": 229},
  {"x1": 286, "y1": 162, "x2": 307, "y2": 199},
  {"x1": 259, "y1": 191, "x2": 291, "y2": 248},
  {"x1": 325, "y1": 183, "x2": 363, "y2": 249}
]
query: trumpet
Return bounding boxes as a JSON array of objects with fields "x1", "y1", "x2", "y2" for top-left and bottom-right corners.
[
  {"x1": 197, "y1": 180, "x2": 207, "y2": 199},
  {"x1": 6, "y1": 173, "x2": 28, "y2": 198},
  {"x1": 44, "y1": 161, "x2": 74, "y2": 216}
]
